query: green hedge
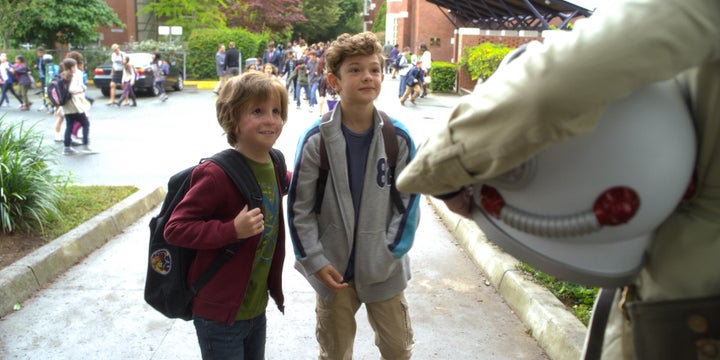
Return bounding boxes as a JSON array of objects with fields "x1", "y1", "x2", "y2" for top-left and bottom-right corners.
[
  {"x1": 186, "y1": 29, "x2": 269, "y2": 79},
  {"x1": 428, "y1": 62, "x2": 457, "y2": 93}
]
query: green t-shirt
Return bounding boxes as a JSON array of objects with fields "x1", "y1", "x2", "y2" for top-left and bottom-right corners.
[{"x1": 236, "y1": 156, "x2": 280, "y2": 320}]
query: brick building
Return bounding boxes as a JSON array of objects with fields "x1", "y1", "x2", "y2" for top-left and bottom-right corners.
[
  {"x1": 96, "y1": 0, "x2": 156, "y2": 47},
  {"x1": 384, "y1": 0, "x2": 594, "y2": 91}
]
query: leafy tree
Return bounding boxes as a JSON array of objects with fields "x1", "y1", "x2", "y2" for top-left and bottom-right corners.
[
  {"x1": 292, "y1": 0, "x2": 342, "y2": 43},
  {"x1": 11, "y1": 0, "x2": 124, "y2": 49},
  {"x1": 140, "y1": 0, "x2": 229, "y2": 33},
  {"x1": 371, "y1": 1, "x2": 386, "y2": 33},
  {"x1": 326, "y1": 0, "x2": 363, "y2": 39},
  {"x1": 224, "y1": 0, "x2": 306, "y2": 34},
  {"x1": 0, "y1": 1, "x2": 33, "y2": 49}
]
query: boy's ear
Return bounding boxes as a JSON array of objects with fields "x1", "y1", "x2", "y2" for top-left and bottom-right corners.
[{"x1": 326, "y1": 73, "x2": 340, "y2": 92}]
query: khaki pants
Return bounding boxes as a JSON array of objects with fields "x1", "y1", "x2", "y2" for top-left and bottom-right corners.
[
  {"x1": 316, "y1": 285, "x2": 414, "y2": 360},
  {"x1": 400, "y1": 84, "x2": 421, "y2": 104},
  {"x1": 214, "y1": 75, "x2": 227, "y2": 93}
]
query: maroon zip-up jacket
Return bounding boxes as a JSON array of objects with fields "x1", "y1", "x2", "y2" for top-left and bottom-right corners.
[{"x1": 164, "y1": 160, "x2": 287, "y2": 324}]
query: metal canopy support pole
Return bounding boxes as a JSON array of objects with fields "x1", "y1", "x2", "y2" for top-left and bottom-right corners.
[
  {"x1": 477, "y1": 0, "x2": 503, "y2": 28},
  {"x1": 558, "y1": 10, "x2": 581, "y2": 29},
  {"x1": 438, "y1": 5, "x2": 462, "y2": 29},
  {"x1": 520, "y1": 0, "x2": 551, "y2": 30},
  {"x1": 458, "y1": 0, "x2": 486, "y2": 27},
  {"x1": 494, "y1": 0, "x2": 523, "y2": 29}
]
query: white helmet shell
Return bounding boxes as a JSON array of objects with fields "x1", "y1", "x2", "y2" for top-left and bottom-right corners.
[
  {"x1": 471, "y1": 80, "x2": 696, "y2": 287},
  {"x1": 43, "y1": 54, "x2": 54, "y2": 62}
]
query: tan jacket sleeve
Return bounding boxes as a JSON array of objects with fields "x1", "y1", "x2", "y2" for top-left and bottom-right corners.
[{"x1": 396, "y1": 0, "x2": 720, "y2": 195}]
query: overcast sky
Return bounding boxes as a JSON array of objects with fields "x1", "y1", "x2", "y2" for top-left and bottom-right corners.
[{"x1": 568, "y1": 0, "x2": 599, "y2": 11}]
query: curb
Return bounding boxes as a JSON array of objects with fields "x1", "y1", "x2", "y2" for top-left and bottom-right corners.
[
  {"x1": 0, "y1": 187, "x2": 166, "y2": 318},
  {"x1": 426, "y1": 196, "x2": 588, "y2": 360},
  {"x1": 184, "y1": 80, "x2": 216, "y2": 90}
]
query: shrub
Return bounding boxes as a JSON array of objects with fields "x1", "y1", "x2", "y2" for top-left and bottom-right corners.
[
  {"x1": 459, "y1": 42, "x2": 514, "y2": 81},
  {"x1": 0, "y1": 118, "x2": 65, "y2": 234},
  {"x1": 186, "y1": 29, "x2": 269, "y2": 79},
  {"x1": 428, "y1": 62, "x2": 457, "y2": 93}
]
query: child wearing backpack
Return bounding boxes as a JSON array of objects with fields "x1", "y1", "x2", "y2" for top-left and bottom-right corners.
[
  {"x1": 114, "y1": 55, "x2": 136, "y2": 106},
  {"x1": 289, "y1": 58, "x2": 309, "y2": 110},
  {"x1": 151, "y1": 52, "x2": 168, "y2": 102},
  {"x1": 40, "y1": 54, "x2": 59, "y2": 113},
  {"x1": 287, "y1": 32, "x2": 420, "y2": 360},
  {"x1": 399, "y1": 59, "x2": 425, "y2": 106},
  {"x1": 163, "y1": 71, "x2": 290, "y2": 360},
  {"x1": 12, "y1": 55, "x2": 33, "y2": 111},
  {"x1": 59, "y1": 58, "x2": 93, "y2": 155}
]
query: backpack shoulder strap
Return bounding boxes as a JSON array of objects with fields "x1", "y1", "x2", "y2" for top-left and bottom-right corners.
[
  {"x1": 207, "y1": 148, "x2": 263, "y2": 210},
  {"x1": 269, "y1": 148, "x2": 288, "y2": 193},
  {"x1": 314, "y1": 112, "x2": 333, "y2": 213},
  {"x1": 313, "y1": 111, "x2": 405, "y2": 214},
  {"x1": 378, "y1": 111, "x2": 405, "y2": 214},
  {"x1": 188, "y1": 149, "x2": 262, "y2": 294},
  {"x1": 378, "y1": 111, "x2": 398, "y2": 168}
]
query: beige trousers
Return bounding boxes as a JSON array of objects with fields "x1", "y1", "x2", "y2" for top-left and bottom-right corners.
[
  {"x1": 400, "y1": 84, "x2": 421, "y2": 103},
  {"x1": 213, "y1": 75, "x2": 227, "y2": 93},
  {"x1": 316, "y1": 285, "x2": 414, "y2": 360}
]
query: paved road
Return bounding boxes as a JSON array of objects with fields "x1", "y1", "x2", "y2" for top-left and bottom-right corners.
[
  {"x1": 0, "y1": 79, "x2": 549, "y2": 359},
  {"x1": 3, "y1": 78, "x2": 459, "y2": 187}
]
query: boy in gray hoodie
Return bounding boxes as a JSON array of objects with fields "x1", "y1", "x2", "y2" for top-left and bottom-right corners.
[{"x1": 288, "y1": 32, "x2": 420, "y2": 360}]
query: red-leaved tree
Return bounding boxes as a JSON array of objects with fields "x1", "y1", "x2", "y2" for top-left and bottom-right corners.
[{"x1": 224, "y1": 0, "x2": 306, "y2": 33}]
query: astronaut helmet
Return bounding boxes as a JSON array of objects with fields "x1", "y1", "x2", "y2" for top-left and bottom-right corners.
[{"x1": 471, "y1": 80, "x2": 696, "y2": 287}]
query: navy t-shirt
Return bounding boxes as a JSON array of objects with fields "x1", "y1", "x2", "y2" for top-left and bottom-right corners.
[{"x1": 341, "y1": 123, "x2": 374, "y2": 281}]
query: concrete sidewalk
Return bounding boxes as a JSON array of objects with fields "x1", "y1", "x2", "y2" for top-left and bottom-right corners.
[
  {"x1": 0, "y1": 189, "x2": 557, "y2": 359},
  {"x1": 0, "y1": 188, "x2": 586, "y2": 359}
]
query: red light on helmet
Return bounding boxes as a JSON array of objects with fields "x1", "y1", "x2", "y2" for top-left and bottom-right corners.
[{"x1": 593, "y1": 187, "x2": 640, "y2": 226}]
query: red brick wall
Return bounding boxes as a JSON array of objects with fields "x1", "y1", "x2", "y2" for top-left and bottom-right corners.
[
  {"x1": 97, "y1": 0, "x2": 137, "y2": 47},
  {"x1": 458, "y1": 66, "x2": 476, "y2": 94},
  {"x1": 411, "y1": 1, "x2": 455, "y2": 64}
]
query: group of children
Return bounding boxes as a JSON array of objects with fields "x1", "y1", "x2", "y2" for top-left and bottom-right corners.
[
  {"x1": 107, "y1": 49, "x2": 169, "y2": 106},
  {"x1": 164, "y1": 32, "x2": 419, "y2": 360},
  {"x1": 0, "y1": 47, "x2": 96, "y2": 155},
  {"x1": 250, "y1": 56, "x2": 340, "y2": 115},
  {"x1": 0, "y1": 53, "x2": 35, "y2": 111},
  {"x1": 54, "y1": 48, "x2": 169, "y2": 155},
  {"x1": 47, "y1": 51, "x2": 95, "y2": 156},
  {"x1": 280, "y1": 49, "x2": 338, "y2": 114}
]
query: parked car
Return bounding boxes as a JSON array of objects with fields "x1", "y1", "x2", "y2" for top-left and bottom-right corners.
[
  {"x1": 245, "y1": 57, "x2": 259, "y2": 71},
  {"x1": 93, "y1": 52, "x2": 183, "y2": 97}
]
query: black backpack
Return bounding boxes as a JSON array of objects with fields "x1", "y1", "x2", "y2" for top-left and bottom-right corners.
[
  {"x1": 144, "y1": 148, "x2": 287, "y2": 321},
  {"x1": 313, "y1": 111, "x2": 405, "y2": 214},
  {"x1": 46, "y1": 75, "x2": 71, "y2": 107}
]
